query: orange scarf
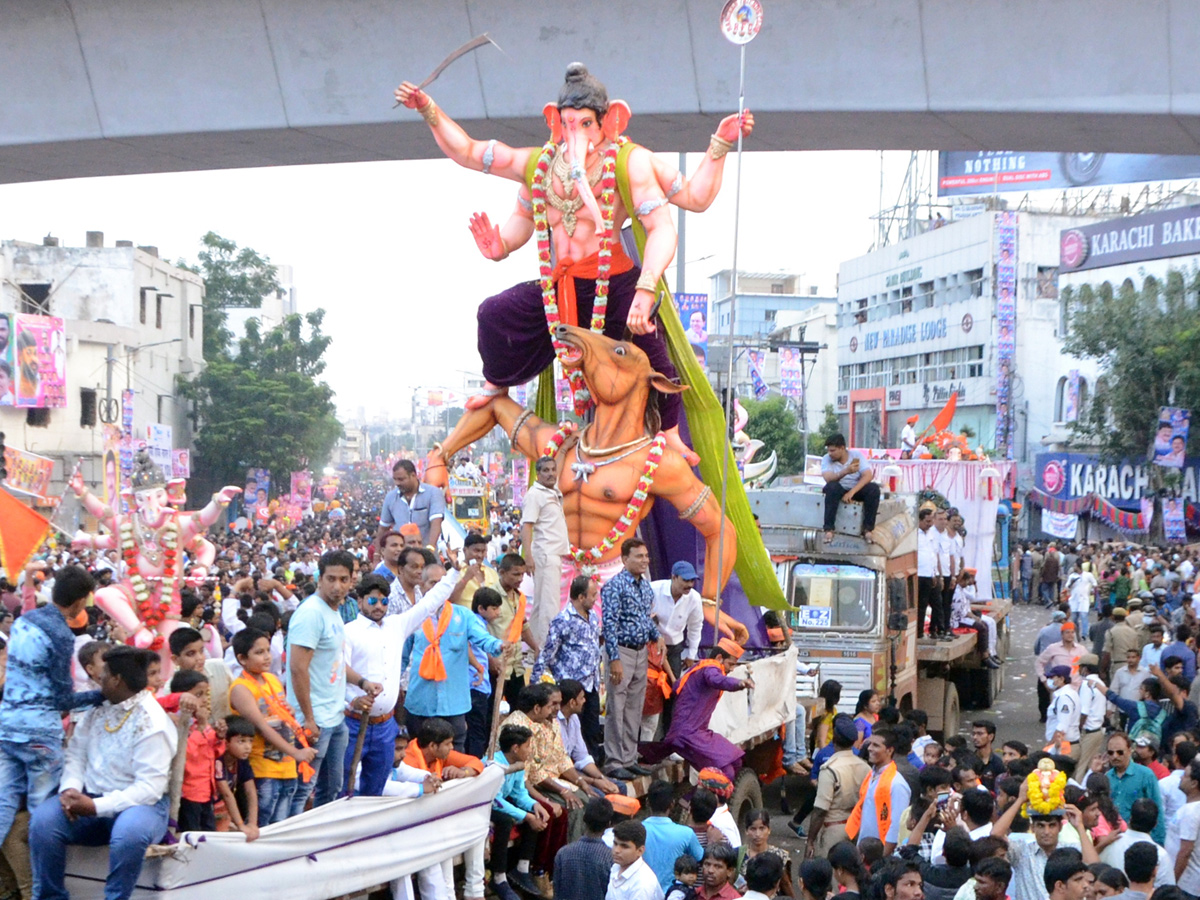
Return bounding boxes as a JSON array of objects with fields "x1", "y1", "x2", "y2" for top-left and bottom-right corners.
[
  {"x1": 550, "y1": 245, "x2": 635, "y2": 328},
  {"x1": 256, "y1": 676, "x2": 316, "y2": 783},
  {"x1": 673, "y1": 659, "x2": 724, "y2": 698},
  {"x1": 846, "y1": 762, "x2": 898, "y2": 842},
  {"x1": 505, "y1": 592, "x2": 527, "y2": 644},
  {"x1": 648, "y1": 667, "x2": 673, "y2": 700},
  {"x1": 419, "y1": 603, "x2": 454, "y2": 682}
]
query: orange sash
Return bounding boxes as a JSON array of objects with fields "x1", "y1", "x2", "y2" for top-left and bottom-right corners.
[
  {"x1": 504, "y1": 592, "x2": 527, "y2": 644},
  {"x1": 419, "y1": 603, "x2": 454, "y2": 682},
  {"x1": 673, "y1": 659, "x2": 724, "y2": 698},
  {"x1": 550, "y1": 245, "x2": 635, "y2": 328},
  {"x1": 256, "y1": 678, "x2": 316, "y2": 783},
  {"x1": 846, "y1": 762, "x2": 898, "y2": 841},
  {"x1": 648, "y1": 667, "x2": 673, "y2": 700}
]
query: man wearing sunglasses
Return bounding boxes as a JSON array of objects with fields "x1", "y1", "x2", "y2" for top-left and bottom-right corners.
[{"x1": 341, "y1": 571, "x2": 472, "y2": 795}]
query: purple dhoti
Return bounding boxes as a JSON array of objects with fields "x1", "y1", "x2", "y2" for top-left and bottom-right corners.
[
  {"x1": 476, "y1": 266, "x2": 682, "y2": 430},
  {"x1": 660, "y1": 663, "x2": 745, "y2": 776}
]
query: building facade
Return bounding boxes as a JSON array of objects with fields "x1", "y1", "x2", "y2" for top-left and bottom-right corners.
[
  {"x1": 835, "y1": 210, "x2": 1102, "y2": 462},
  {"x1": 0, "y1": 233, "x2": 204, "y2": 500}
]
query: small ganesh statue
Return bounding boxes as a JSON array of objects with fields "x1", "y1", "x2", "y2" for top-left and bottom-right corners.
[{"x1": 72, "y1": 450, "x2": 240, "y2": 677}]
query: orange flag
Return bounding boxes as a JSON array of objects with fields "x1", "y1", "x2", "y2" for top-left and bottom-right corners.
[
  {"x1": 916, "y1": 393, "x2": 959, "y2": 443},
  {"x1": 0, "y1": 489, "x2": 52, "y2": 575}
]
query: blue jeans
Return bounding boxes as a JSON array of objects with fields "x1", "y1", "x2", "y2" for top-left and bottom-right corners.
[
  {"x1": 289, "y1": 719, "x2": 348, "y2": 816},
  {"x1": 343, "y1": 715, "x2": 398, "y2": 797},
  {"x1": 31, "y1": 793, "x2": 168, "y2": 900},
  {"x1": 0, "y1": 738, "x2": 63, "y2": 846},
  {"x1": 1072, "y1": 610, "x2": 1090, "y2": 640},
  {"x1": 255, "y1": 776, "x2": 298, "y2": 827},
  {"x1": 1021, "y1": 577, "x2": 1032, "y2": 603},
  {"x1": 1040, "y1": 582, "x2": 1057, "y2": 605}
]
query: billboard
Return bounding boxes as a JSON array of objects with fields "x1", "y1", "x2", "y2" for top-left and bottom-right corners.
[
  {"x1": 939, "y1": 151, "x2": 1200, "y2": 198},
  {"x1": 1059, "y1": 204, "x2": 1200, "y2": 273},
  {"x1": 1153, "y1": 406, "x2": 1191, "y2": 469},
  {"x1": 13, "y1": 315, "x2": 66, "y2": 409},
  {"x1": 1035, "y1": 452, "x2": 1200, "y2": 510}
]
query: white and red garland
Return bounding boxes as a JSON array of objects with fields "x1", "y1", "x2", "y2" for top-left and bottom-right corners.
[
  {"x1": 529, "y1": 137, "x2": 625, "y2": 415},
  {"x1": 118, "y1": 516, "x2": 179, "y2": 651}
]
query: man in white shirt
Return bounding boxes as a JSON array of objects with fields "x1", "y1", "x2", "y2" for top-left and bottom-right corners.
[
  {"x1": 650, "y1": 560, "x2": 704, "y2": 686},
  {"x1": 521, "y1": 457, "x2": 570, "y2": 647},
  {"x1": 607, "y1": 820, "x2": 665, "y2": 900},
  {"x1": 30, "y1": 646, "x2": 177, "y2": 900},
  {"x1": 343, "y1": 568, "x2": 472, "y2": 795},
  {"x1": 933, "y1": 509, "x2": 957, "y2": 642},
  {"x1": 1169, "y1": 759, "x2": 1200, "y2": 893},
  {"x1": 1046, "y1": 666, "x2": 1081, "y2": 753},
  {"x1": 1099, "y1": 799, "x2": 1174, "y2": 887},
  {"x1": 1067, "y1": 562, "x2": 1098, "y2": 641},
  {"x1": 1077, "y1": 655, "x2": 1109, "y2": 772},
  {"x1": 917, "y1": 507, "x2": 946, "y2": 639},
  {"x1": 900, "y1": 414, "x2": 920, "y2": 458}
]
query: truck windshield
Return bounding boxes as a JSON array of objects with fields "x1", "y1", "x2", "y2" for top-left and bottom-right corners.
[
  {"x1": 453, "y1": 496, "x2": 483, "y2": 520},
  {"x1": 789, "y1": 563, "x2": 875, "y2": 631}
]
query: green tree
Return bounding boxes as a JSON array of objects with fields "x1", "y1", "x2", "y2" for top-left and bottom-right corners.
[
  {"x1": 178, "y1": 309, "x2": 343, "y2": 496},
  {"x1": 807, "y1": 403, "x2": 841, "y2": 456},
  {"x1": 742, "y1": 396, "x2": 804, "y2": 476},
  {"x1": 1063, "y1": 270, "x2": 1200, "y2": 462},
  {"x1": 177, "y1": 231, "x2": 282, "y2": 360}
]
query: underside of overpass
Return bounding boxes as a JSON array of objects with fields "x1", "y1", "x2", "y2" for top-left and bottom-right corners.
[{"x1": 4, "y1": 0, "x2": 1200, "y2": 184}]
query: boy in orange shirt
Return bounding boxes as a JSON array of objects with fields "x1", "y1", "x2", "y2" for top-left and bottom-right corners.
[{"x1": 170, "y1": 669, "x2": 222, "y2": 832}]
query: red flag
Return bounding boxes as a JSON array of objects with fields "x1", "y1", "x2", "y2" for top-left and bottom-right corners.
[{"x1": 0, "y1": 489, "x2": 52, "y2": 575}]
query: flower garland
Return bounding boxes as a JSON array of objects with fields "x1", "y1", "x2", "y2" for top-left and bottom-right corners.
[
  {"x1": 1023, "y1": 766, "x2": 1067, "y2": 817},
  {"x1": 119, "y1": 515, "x2": 179, "y2": 652},
  {"x1": 530, "y1": 137, "x2": 625, "y2": 415},
  {"x1": 569, "y1": 432, "x2": 665, "y2": 564},
  {"x1": 541, "y1": 421, "x2": 578, "y2": 459}
]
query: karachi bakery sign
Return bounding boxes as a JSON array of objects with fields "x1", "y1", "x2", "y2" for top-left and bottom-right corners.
[
  {"x1": 1060, "y1": 205, "x2": 1200, "y2": 272},
  {"x1": 1036, "y1": 452, "x2": 1200, "y2": 509}
]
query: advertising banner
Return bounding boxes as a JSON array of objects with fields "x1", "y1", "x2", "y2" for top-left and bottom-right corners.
[
  {"x1": 1043, "y1": 511, "x2": 1079, "y2": 541},
  {"x1": 1060, "y1": 204, "x2": 1200, "y2": 273},
  {"x1": 0, "y1": 312, "x2": 12, "y2": 406},
  {"x1": 13, "y1": 315, "x2": 66, "y2": 409},
  {"x1": 244, "y1": 468, "x2": 270, "y2": 514},
  {"x1": 676, "y1": 293, "x2": 709, "y2": 365},
  {"x1": 3, "y1": 447, "x2": 55, "y2": 503},
  {"x1": 939, "y1": 151, "x2": 1200, "y2": 198},
  {"x1": 994, "y1": 212, "x2": 1018, "y2": 458},
  {"x1": 1153, "y1": 406, "x2": 1190, "y2": 469},
  {"x1": 1036, "y1": 452, "x2": 1200, "y2": 510}
]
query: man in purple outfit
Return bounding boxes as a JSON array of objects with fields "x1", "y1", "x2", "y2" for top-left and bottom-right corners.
[{"x1": 658, "y1": 639, "x2": 754, "y2": 779}]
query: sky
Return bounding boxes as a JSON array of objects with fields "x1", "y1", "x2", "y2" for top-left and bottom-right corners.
[{"x1": 0, "y1": 148, "x2": 919, "y2": 423}]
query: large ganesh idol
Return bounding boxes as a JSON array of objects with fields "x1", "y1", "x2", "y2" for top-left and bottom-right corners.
[
  {"x1": 395, "y1": 63, "x2": 753, "y2": 466},
  {"x1": 71, "y1": 450, "x2": 239, "y2": 673}
]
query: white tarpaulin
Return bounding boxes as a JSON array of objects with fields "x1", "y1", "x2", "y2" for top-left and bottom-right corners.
[
  {"x1": 710, "y1": 645, "x2": 797, "y2": 742},
  {"x1": 1043, "y1": 512, "x2": 1080, "y2": 541},
  {"x1": 64, "y1": 766, "x2": 503, "y2": 900}
]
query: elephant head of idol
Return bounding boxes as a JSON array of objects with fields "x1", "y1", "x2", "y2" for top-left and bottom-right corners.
[{"x1": 543, "y1": 63, "x2": 631, "y2": 230}]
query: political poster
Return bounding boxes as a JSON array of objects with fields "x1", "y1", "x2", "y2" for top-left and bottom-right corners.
[
  {"x1": 0, "y1": 313, "x2": 13, "y2": 407},
  {"x1": 511, "y1": 458, "x2": 529, "y2": 507},
  {"x1": 13, "y1": 315, "x2": 66, "y2": 409},
  {"x1": 777, "y1": 345, "x2": 804, "y2": 400},
  {"x1": 146, "y1": 424, "x2": 172, "y2": 480},
  {"x1": 172, "y1": 449, "x2": 191, "y2": 479},
  {"x1": 2, "y1": 447, "x2": 55, "y2": 504},
  {"x1": 747, "y1": 350, "x2": 769, "y2": 400},
  {"x1": 555, "y1": 378, "x2": 572, "y2": 412},
  {"x1": 244, "y1": 468, "x2": 270, "y2": 514},
  {"x1": 994, "y1": 212, "x2": 1018, "y2": 458},
  {"x1": 1153, "y1": 406, "x2": 1191, "y2": 468},
  {"x1": 1043, "y1": 512, "x2": 1079, "y2": 541},
  {"x1": 677, "y1": 293, "x2": 709, "y2": 366},
  {"x1": 290, "y1": 471, "x2": 312, "y2": 510},
  {"x1": 1164, "y1": 498, "x2": 1187, "y2": 543},
  {"x1": 101, "y1": 425, "x2": 122, "y2": 508}
]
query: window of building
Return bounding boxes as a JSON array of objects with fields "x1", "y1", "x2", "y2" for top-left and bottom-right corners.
[
  {"x1": 189, "y1": 305, "x2": 196, "y2": 339},
  {"x1": 771, "y1": 283, "x2": 784, "y2": 294},
  {"x1": 139, "y1": 288, "x2": 151, "y2": 325},
  {"x1": 1054, "y1": 376, "x2": 1067, "y2": 422},
  {"x1": 155, "y1": 295, "x2": 163, "y2": 329},
  {"x1": 1077, "y1": 378, "x2": 1089, "y2": 419},
  {"x1": 965, "y1": 268, "x2": 985, "y2": 299},
  {"x1": 18, "y1": 283, "x2": 51, "y2": 316}
]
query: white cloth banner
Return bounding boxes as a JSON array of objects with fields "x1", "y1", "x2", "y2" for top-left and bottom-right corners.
[
  {"x1": 1043, "y1": 512, "x2": 1079, "y2": 541},
  {"x1": 65, "y1": 766, "x2": 503, "y2": 900},
  {"x1": 711, "y1": 645, "x2": 797, "y2": 741}
]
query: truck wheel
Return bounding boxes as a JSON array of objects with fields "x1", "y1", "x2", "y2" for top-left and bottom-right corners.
[
  {"x1": 942, "y1": 683, "x2": 961, "y2": 738},
  {"x1": 730, "y1": 768, "x2": 763, "y2": 829}
]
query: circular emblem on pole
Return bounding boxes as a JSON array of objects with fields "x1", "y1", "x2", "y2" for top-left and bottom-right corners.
[
  {"x1": 961, "y1": 313, "x2": 973, "y2": 334},
  {"x1": 720, "y1": 0, "x2": 764, "y2": 44},
  {"x1": 1060, "y1": 229, "x2": 1089, "y2": 270},
  {"x1": 849, "y1": 336, "x2": 858, "y2": 353}
]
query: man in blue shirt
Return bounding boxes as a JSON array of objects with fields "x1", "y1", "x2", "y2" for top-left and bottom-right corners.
[
  {"x1": 0, "y1": 565, "x2": 102, "y2": 850},
  {"x1": 402, "y1": 583, "x2": 509, "y2": 751},
  {"x1": 287, "y1": 550, "x2": 383, "y2": 814},
  {"x1": 376, "y1": 459, "x2": 446, "y2": 549},
  {"x1": 601, "y1": 539, "x2": 660, "y2": 780},
  {"x1": 820, "y1": 433, "x2": 881, "y2": 544},
  {"x1": 641, "y1": 780, "x2": 703, "y2": 889}
]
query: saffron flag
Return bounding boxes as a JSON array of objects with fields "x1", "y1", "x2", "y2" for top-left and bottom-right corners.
[{"x1": 0, "y1": 488, "x2": 52, "y2": 576}]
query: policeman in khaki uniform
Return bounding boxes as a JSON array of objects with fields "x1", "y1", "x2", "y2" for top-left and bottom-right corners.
[{"x1": 805, "y1": 715, "x2": 871, "y2": 858}]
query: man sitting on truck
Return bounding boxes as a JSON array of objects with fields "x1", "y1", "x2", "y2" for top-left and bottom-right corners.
[{"x1": 820, "y1": 434, "x2": 881, "y2": 545}]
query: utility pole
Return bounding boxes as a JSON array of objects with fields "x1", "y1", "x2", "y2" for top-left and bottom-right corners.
[{"x1": 676, "y1": 151, "x2": 687, "y2": 296}]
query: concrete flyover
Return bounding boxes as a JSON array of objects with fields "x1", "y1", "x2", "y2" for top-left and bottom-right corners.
[{"x1": 4, "y1": 0, "x2": 1200, "y2": 184}]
